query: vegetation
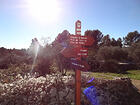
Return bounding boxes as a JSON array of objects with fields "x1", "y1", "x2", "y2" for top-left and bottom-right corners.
[
  {"x1": 0, "y1": 29, "x2": 139, "y2": 76},
  {"x1": 0, "y1": 29, "x2": 140, "y2": 105},
  {"x1": 0, "y1": 30, "x2": 140, "y2": 75}
]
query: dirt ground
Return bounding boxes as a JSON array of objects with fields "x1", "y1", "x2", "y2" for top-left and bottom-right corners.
[{"x1": 132, "y1": 79, "x2": 140, "y2": 92}]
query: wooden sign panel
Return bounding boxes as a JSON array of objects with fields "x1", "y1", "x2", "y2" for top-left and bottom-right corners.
[
  {"x1": 61, "y1": 47, "x2": 88, "y2": 58},
  {"x1": 69, "y1": 35, "x2": 94, "y2": 46},
  {"x1": 70, "y1": 58, "x2": 90, "y2": 71},
  {"x1": 74, "y1": 47, "x2": 88, "y2": 57},
  {"x1": 60, "y1": 47, "x2": 77, "y2": 58}
]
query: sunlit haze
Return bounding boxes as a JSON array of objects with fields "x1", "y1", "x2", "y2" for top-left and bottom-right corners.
[
  {"x1": 26, "y1": 0, "x2": 61, "y2": 23},
  {"x1": 0, "y1": 0, "x2": 140, "y2": 49}
]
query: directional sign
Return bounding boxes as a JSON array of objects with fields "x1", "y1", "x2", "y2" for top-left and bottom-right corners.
[
  {"x1": 74, "y1": 47, "x2": 88, "y2": 57},
  {"x1": 69, "y1": 35, "x2": 94, "y2": 46},
  {"x1": 61, "y1": 47, "x2": 77, "y2": 58},
  {"x1": 70, "y1": 58, "x2": 90, "y2": 71},
  {"x1": 61, "y1": 47, "x2": 88, "y2": 58}
]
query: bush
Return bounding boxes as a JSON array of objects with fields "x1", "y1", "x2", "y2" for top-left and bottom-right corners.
[
  {"x1": 100, "y1": 60, "x2": 120, "y2": 73},
  {"x1": 32, "y1": 45, "x2": 55, "y2": 76}
]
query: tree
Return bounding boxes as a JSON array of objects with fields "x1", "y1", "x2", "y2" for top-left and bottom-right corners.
[
  {"x1": 84, "y1": 29, "x2": 103, "y2": 49},
  {"x1": 40, "y1": 37, "x2": 51, "y2": 46},
  {"x1": 28, "y1": 38, "x2": 40, "y2": 57},
  {"x1": 96, "y1": 46, "x2": 113, "y2": 61},
  {"x1": 96, "y1": 46, "x2": 128, "y2": 72},
  {"x1": 111, "y1": 38, "x2": 117, "y2": 46},
  {"x1": 127, "y1": 42, "x2": 140, "y2": 68},
  {"x1": 52, "y1": 30, "x2": 70, "y2": 55},
  {"x1": 84, "y1": 30, "x2": 103, "y2": 72},
  {"x1": 34, "y1": 44, "x2": 55, "y2": 75},
  {"x1": 54, "y1": 30, "x2": 70, "y2": 44},
  {"x1": 116, "y1": 38, "x2": 123, "y2": 48},
  {"x1": 52, "y1": 30, "x2": 71, "y2": 75},
  {"x1": 123, "y1": 31, "x2": 140, "y2": 46},
  {"x1": 100, "y1": 34, "x2": 111, "y2": 47},
  {"x1": 97, "y1": 46, "x2": 128, "y2": 62}
]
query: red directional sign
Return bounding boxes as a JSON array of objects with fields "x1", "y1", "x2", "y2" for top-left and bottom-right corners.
[
  {"x1": 74, "y1": 47, "x2": 88, "y2": 57},
  {"x1": 60, "y1": 47, "x2": 77, "y2": 58},
  {"x1": 61, "y1": 47, "x2": 88, "y2": 58},
  {"x1": 70, "y1": 58, "x2": 90, "y2": 71},
  {"x1": 69, "y1": 35, "x2": 94, "y2": 46}
]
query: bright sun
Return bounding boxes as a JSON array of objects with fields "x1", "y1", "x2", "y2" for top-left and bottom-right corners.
[{"x1": 26, "y1": 0, "x2": 61, "y2": 23}]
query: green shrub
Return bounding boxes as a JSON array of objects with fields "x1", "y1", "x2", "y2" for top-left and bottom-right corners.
[{"x1": 100, "y1": 60, "x2": 120, "y2": 73}]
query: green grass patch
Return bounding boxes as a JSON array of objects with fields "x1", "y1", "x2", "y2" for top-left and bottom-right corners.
[
  {"x1": 67, "y1": 70, "x2": 140, "y2": 80},
  {"x1": 88, "y1": 70, "x2": 140, "y2": 80},
  {"x1": 88, "y1": 72, "x2": 114, "y2": 79},
  {"x1": 125, "y1": 70, "x2": 140, "y2": 80}
]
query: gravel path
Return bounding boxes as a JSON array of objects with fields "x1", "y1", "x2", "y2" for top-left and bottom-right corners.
[{"x1": 132, "y1": 79, "x2": 140, "y2": 92}]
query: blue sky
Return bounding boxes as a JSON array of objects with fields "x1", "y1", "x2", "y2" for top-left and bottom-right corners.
[{"x1": 0, "y1": 0, "x2": 140, "y2": 49}]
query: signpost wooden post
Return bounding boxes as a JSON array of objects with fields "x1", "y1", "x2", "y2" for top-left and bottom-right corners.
[{"x1": 75, "y1": 20, "x2": 81, "y2": 105}]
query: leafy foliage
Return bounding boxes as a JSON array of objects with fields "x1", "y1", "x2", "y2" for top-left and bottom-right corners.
[
  {"x1": 85, "y1": 29, "x2": 103, "y2": 49},
  {"x1": 100, "y1": 34, "x2": 111, "y2": 47},
  {"x1": 97, "y1": 46, "x2": 128, "y2": 62},
  {"x1": 1, "y1": 29, "x2": 140, "y2": 104},
  {"x1": 0, "y1": 30, "x2": 140, "y2": 75},
  {"x1": 52, "y1": 30, "x2": 71, "y2": 75},
  {"x1": 123, "y1": 31, "x2": 140, "y2": 46},
  {"x1": 0, "y1": 47, "x2": 30, "y2": 69},
  {"x1": 96, "y1": 46, "x2": 128, "y2": 72},
  {"x1": 127, "y1": 42, "x2": 140, "y2": 68}
]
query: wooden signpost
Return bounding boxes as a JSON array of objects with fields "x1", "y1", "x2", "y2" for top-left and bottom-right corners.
[
  {"x1": 75, "y1": 20, "x2": 82, "y2": 105},
  {"x1": 61, "y1": 20, "x2": 94, "y2": 105}
]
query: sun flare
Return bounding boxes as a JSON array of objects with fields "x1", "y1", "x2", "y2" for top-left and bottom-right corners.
[{"x1": 26, "y1": 0, "x2": 61, "y2": 23}]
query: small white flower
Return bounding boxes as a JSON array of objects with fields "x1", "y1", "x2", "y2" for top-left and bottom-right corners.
[{"x1": 9, "y1": 84, "x2": 14, "y2": 87}]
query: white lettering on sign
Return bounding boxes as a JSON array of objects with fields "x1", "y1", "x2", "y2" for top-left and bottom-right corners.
[
  {"x1": 77, "y1": 32, "x2": 81, "y2": 35},
  {"x1": 79, "y1": 42, "x2": 85, "y2": 44},
  {"x1": 78, "y1": 53, "x2": 87, "y2": 56},
  {"x1": 69, "y1": 35, "x2": 91, "y2": 45},
  {"x1": 71, "y1": 36, "x2": 78, "y2": 39},
  {"x1": 77, "y1": 25, "x2": 81, "y2": 27},
  {"x1": 76, "y1": 28, "x2": 81, "y2": 31},
  {"x1": 79, "y1": 39, "x2": 87, "y2": 42},
  {"x1": 77, "y1": 23, "x2": 81, "y2": 27},
  {"x1": 80, "y1": 49, "x2": 87, "y2": 52},
  {"x1": 80, "y1": 37, "x2": 87, "y2": 39},
  {"x1": 77, "y1": 23, "x2": 81, "y2": 25},
  {"x1": 72, "y1": 62, "x2": 84, "y2": 68}
]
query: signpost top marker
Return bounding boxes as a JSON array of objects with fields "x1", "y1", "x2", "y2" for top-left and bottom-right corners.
[
  {"x1": 76, "y1": 20, "x2": 81, "y2": 22},
  {"x1": 75, "y1": 20, "x2": 81, "y2": 35},
  {"x1": 75, "y1": 20, "x2": 81, "y2": 26}
]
